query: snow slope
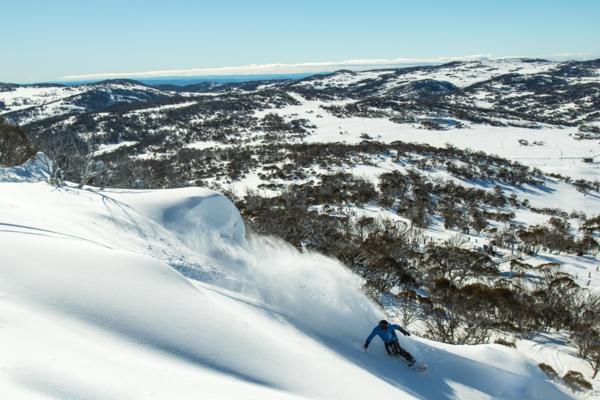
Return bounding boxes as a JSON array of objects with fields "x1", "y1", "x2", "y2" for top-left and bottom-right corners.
[
  {"x1": 0, "y1": 85, "x2": 84, "y2": 113},
  {"x1": 0, "y1": 159, "x2": 575, "y2": 399},
  {"x1": 293, "y1": 59, "x2": 557, "y2": 91},
  {"x1": 0, "y1": 81, "x2": 168, "y2": 125},
  {"x1": 253, "y1": 96, "x2": 600, "y2": 180}
]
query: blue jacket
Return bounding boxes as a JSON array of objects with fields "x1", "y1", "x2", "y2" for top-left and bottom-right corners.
[{"x1": 365, "y1": 324, "x2": 408, "y2": 345}]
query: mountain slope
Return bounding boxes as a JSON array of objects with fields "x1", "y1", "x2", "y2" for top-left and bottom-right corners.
[
  {"x1": 0, "y1": 80, "x2": 171, "y2": 125},
  {"x1": 7, "y1": 58, "x2": 597, "y2": 193},
  {"x1": 0, "y1": 158, "x2": 575, "y2": 399}
]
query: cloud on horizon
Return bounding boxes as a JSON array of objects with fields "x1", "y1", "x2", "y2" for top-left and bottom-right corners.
[
  {"x1": 58, "y1": 53, "x2": 595, "y2": 81},
  {"x1": 58, "y1": 55, "x2": 490, "y2": 80}
]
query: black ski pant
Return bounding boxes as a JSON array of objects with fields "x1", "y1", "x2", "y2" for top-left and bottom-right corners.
[{"x1": 384, "y1": 340, "x2": 414, "y2": 363}]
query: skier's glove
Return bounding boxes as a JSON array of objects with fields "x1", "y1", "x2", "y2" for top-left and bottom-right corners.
[
  {"x1": 402, "y1": 330, "x2": 411, "y2": 336},
  {"x1": 363, "y1": 341, "x2": 369, "y2": 349}
]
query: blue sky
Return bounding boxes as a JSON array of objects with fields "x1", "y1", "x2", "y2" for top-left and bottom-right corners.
[{"x1": 3, "y1": 0, "x2": 600, "y2": 83}]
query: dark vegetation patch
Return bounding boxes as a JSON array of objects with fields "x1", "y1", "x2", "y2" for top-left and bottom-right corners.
[{"x1": 0, "y1": 117, "x2": 36, "y2": 166}]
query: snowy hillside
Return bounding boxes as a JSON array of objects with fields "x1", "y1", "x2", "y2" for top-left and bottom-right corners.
[
  {"x1": 0, "y1": 158, "x2": 579, "y2": 399},
  {"x1": 6, "y1": 58, "x2": 596, "y2": 190},
  {"x1": 293, "y1": 58, "x2": 558, "y2": 91},
  {"x1": 3, "y1": 58, "x2": 599, "y2": 130},
  {"x1": 0, "y1": 80, "x2": 169, "y2": 125}
]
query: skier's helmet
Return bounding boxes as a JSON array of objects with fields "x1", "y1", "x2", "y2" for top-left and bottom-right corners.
[{"x1": 379, "y1": 319, "x2": 389, "y2": 329}]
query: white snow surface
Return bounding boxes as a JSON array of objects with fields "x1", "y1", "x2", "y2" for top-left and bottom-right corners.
[
  {"x1": 254, "y1": 95, "x2": 600, "y2": 180},
  {"x1": 0, "y1": 81, "x2": 167, "y2": 124},
  {"x1": 95, "y1": 141, "x2": 139, "y2": 155},
  {"x1": 294, "y1": 59, "x2": 557, "y2": 91},
  {"x1": 0, "y1": 152, "x2": 52, "y2": 183},
  {"x1": 0, "y1": 159, "x2": 577, "y2": 399},
  {"x1": 0, "y1": 85, "x2": 85, "y2": 113}
]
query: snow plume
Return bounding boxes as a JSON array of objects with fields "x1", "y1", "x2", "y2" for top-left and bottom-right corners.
[
  {"x1": 220, "y1": 236, "x2": 380, "y2": 342},
  {"x1": 171, "y1": 219, "x2": 381, "y2": 345}
]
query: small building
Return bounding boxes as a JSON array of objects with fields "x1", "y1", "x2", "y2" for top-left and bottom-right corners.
[{"x1": 582, "y1": 153, "x2": 600, "y2": 163}]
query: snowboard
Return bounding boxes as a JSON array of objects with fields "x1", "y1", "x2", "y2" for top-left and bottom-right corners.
[{"x1": 410, "y1": 361, "x2": 427, "y2": 372}]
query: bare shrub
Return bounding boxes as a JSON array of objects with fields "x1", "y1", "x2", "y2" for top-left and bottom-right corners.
[
  {"x1": 0, "y1": 118, "x2": 36, "y2": 166},
  {"x1": 562, "y1": 370, "x2": 593, "y2": 392},
  {"x1": 572, "y1": 325, "x2": 600, "y2": 379},
  {"x1": 494, "y1": 338, "x2": 516, "y2": 348},
  {"x1": 538, "y1": 363, "x2": 558, "y2": 380}
]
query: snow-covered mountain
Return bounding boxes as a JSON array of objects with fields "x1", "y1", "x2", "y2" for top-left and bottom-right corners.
[
  {"x1": 2, "y1": 58, "x2": 596, "y2": 190},
  {"x1": 0, "y1": 157, "x2": 578, "y2": 399},
  {"x1": 2, "y1": 58, "x2": 599, "y2": 127}
]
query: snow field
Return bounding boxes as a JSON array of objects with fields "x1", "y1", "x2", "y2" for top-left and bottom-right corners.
[{"x1": 0, "y1": 159, "x2": 579, "y2": 399}]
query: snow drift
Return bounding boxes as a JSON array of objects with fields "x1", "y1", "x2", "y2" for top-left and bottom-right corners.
[{"x1": 0, "y1": 157, "x2": 574, "y2": 399}]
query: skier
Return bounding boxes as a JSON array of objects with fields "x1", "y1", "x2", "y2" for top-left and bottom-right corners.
[{"x1": 363, "y1": 320, "x2": 416, "y2": 366}]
